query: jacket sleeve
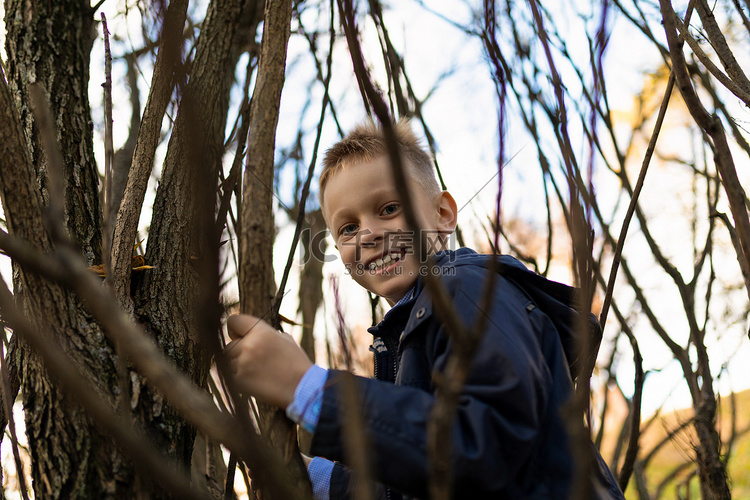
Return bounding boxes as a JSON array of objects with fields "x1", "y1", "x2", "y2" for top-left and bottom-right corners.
[
  {"x1": 311, "y1": 274, "x2": 556, "y2": 498},
  {"x1": 329, "y1": 463, "x2": 389, "y2": 500}
]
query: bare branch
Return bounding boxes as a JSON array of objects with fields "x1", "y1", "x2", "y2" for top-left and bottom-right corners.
[
  {"x1": 660, "y1": 0, "x2": 750, "y2": 297},
  {"x1": 617, "y1": 328, "x2": 645, "y2": 492},
  {"x1": 0, "y1": 334, "x2": 30, "y2": 500},
  {"x1": 101, "y1": 13, "x2": 115, "y2": 280},
  {"x1": 671, "y1": 13, "x2": 750, "y2": 107},
  {"x1": 272, "y1": 12, "x2": 335, "y2": 321},
  {"x1": 337, "y1": 4, "x2": 503, "y2": 498},
  {"x1": 693, "y1": 0, "x2": 750, "y2": 99},
  {"x1": 599, "y1": 71, "x2": 675, "y2": 331}
]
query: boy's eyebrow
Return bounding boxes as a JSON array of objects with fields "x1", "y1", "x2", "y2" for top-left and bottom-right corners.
[{"x1": 328, "y1": 207, "x2": 353, "y2": 227}]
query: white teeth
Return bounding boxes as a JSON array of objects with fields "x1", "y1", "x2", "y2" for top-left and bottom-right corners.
[{"x1": 368, "y1": 253, "x2": 401, "y2": 271}]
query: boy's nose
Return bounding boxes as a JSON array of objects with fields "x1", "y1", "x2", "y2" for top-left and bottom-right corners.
[{"x1": 359, "y1": 218, "x2": 385, "y2": 246}]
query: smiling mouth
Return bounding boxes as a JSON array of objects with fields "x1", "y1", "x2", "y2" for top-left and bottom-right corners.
[{"x1": 367, "y1": 251, "x2": 404, "y2": 272}]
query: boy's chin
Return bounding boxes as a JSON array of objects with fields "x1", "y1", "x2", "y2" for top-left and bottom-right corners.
[{"x1": 367, "y1": 280, "x2": 417, "y2": 305}]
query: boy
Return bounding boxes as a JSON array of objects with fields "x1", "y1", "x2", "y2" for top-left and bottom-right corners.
[{"x1": 226, "y1": 121, "x2": 624, "y2": 499}]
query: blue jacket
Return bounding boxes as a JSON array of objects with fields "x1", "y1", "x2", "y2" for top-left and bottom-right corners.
[{"x1": 310, "y1": 248, "x2": 624, "y2": 499}]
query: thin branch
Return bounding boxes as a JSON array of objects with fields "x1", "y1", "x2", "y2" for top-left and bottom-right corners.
[
  {"x1": 599, "y1": 71, "x2": 675, "y2": 331},
  {"x1": 525, "y1": 2, "x2": 598, "y2": 498},
  {"x1": 337, "y1": 372, "x2": 376, "y2": 500},
  {"x1": 0, "y1": 334, "x2": 30, "y2": 500},
  {"x1": 238, "y1": 0, "x2": 312, "y2": 497},
  {"x1": 0, "y1": 331, "x2": 20, "y2": 437},
  {"x1": 693, "y1": 0, "x2": 750, "y2": 99},
  {"x1": 101, "y1": 13, "x2": 115, "y2": 279},
  {"x1": 730, "y1": 0, "x2": 750, "y2": 35},
  {"x1": 712, "y1": 212, "x2": 750, "y2": 301},
  {"x1": 671, "y1": 13, "x2": 750, "y2": 107},
  {"x1": 338, "y1": 4, "x2": 500, "y2": 499},
  {"x1": 216, "y1": 55, "x2": 255, "y2": 246},
  {"x1": 660, "y1": 0, "x2": 750, "y2": 296},
  {"x1": 618, "y1": 328, "x2": 644, "y2": 492}
]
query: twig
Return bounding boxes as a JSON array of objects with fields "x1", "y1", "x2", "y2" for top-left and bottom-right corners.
[
  {"x1": 526, "y1": 1, "x2": 598, "y2": 498},
  {"x1": 617, "y1": 328, "x2": 644, "y2": 491},
  {"x1": 337, "y1": 372, "x2": 375, "y2": 500},
  {"x1": 0, "y1": 334, "x2": 30, "y2": 500},
  {"x1": 0, "y1": 331, "x2": 20, "y2": 437},
  {"x1": 599, "y1": 72, "x2": 675, "y2": 331},
  {"x1": 730, "y1": 0, "x2": 750, "y2": 35},
  {"x1": 99, "y1": 12, "x2": 134, "y2": 425},
  {"x1": 671, "y1": 13, "x2": 750, "y2": 107},
  {"x1": 711, "y1": 212, "x2": 750, "y2": 301},
  {"x1": 660, "y1": 0, "x2": 750, "y2": 294},
  {"x1": 224, "y1": 454, "x2": 238, "y2": 500},
  {"x1": 101, "y1": 13, "x2": 115, "y2": 280},
  {"x1": 216, "y1": 57, "x2": 254, "y2": 243},
  {"x1": 480, "y1": 0, "x2": 507, "y2": 253},
  {"x1": 337, "y1": 0, "x2": 466, "y2": 363},
  {"x1": 693, "y1": 0, "x2": 750, "y2": 99},
  {"x1": 330, "y1": 277, "x2": 353, "y2": 372},
  {"x1": 337, "y1": 4, "x2": 497, "y2": 498},
  {"x1": 659, "y1": 11, "x2": 740, "y2": 498}
]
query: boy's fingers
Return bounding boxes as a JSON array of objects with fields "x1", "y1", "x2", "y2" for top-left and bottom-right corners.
[
  {"x1": 227, "y1": 313, "x2": 262, "y2": 340},
  {"x1": 224, "y1": 339, "x2": 240, "y2": 356}
]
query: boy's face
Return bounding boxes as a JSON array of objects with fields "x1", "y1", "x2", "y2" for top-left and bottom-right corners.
[{"x1": 322, "y1": 155, "x2": 456, "y2": 305}]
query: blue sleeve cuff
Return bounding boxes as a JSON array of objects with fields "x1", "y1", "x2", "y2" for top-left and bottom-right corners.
[
  {"x1": 308, "y1": 456, "x2": 334, "y2": 500},
  {"x1": 285, "y1": 364, "x2": 328, "y2": 433}
]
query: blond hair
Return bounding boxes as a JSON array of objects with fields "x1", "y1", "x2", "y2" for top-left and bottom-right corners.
[{"x1": 319, "y1": 120, "x2": 441, "y2": 208}]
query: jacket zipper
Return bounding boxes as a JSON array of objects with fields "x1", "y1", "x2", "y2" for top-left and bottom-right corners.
[
  {"x1": 383, "y1": 335, "x2": 399, "y2": 381},
  {"x1": 372, "y1": 345, "x2": 379, "y2": 379},
  {"x1": 372, "y1": 334, "x2": 400, "y2": 500}
]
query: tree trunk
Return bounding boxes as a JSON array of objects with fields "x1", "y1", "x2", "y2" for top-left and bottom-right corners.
[
  {"x1": 4, "y1": 0, "x2": 102, "y2": 263},
  {"x1": 299, "y1": 209, "x2": 327, "y2": 361},
  {"x1": 2, "y1": 1, "x2": 130, "y2": 497},
  {"x1": 1, "y1": 0, "x2": 262, "y2": 497},
  {"x1": 240, "y1": 0, "x2": 312, "y2": 497},
  {"x1": 129, "y1": 0, "x2": 256, "y2": 487}
]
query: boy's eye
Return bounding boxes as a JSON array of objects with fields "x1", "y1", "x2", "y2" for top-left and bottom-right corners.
[
  {"x1": 340, "y1": 223, "x2": 358, "y2": 236},
  {"x1": 382, "y1": 203, "x2": 399, "y2": 216}
]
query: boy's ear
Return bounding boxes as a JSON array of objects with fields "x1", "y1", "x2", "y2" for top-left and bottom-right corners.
[{"x1": 435, "y1": 191, "x2": 458, "y2": 234}]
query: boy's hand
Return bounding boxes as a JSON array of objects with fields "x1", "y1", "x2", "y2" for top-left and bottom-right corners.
[{"x1": 225, "y1": 314, "x2": 313, "y2": 409}]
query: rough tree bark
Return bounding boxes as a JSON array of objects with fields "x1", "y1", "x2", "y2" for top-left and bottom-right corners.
[
  {"x1": 2, "y1": 1, "x2": 125, "y2": 497},
  {"x1": 4, "y1": 0, "x2": 102, "y2": 262}
]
